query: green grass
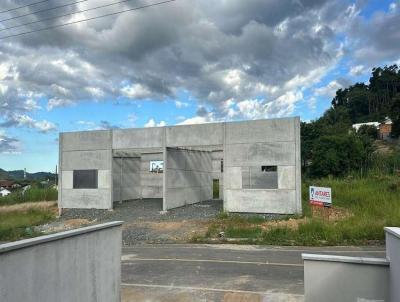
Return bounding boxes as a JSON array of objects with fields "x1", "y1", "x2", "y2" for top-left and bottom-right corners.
[
  {"x1": 0, "y1": 209, "x2": 55, "y2": 241},
  {"x1": 0, "y1": 188, "x2": 58, "y2": 206},
  {"x1": 201, "y1": 174, "x2": 400, "y2": 246}
]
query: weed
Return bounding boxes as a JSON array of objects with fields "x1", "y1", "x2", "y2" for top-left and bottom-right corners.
[
  {"x1": 0, "y1": 209, "x2": 55, "y2": 241},
  {"x1": 203, "y1": 174, "x2": 398, "y2": 246},
  {"x1": 0, "y1": 188, "x2": 58, "y2": 206}
]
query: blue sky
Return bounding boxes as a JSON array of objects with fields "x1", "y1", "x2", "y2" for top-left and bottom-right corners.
[{"x1": 0, "y1": 0, "x2": 399, "y2": 172}]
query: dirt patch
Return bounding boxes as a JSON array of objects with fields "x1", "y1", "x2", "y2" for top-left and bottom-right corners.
[
  {"x1": 0, "y1": 201, "x2": 57, "y2": 214},
  {"x1": 259, "y1": 207, "x2": 351, "y2": 231},
  {"x1": 35, "y1": 218, "x2": 93, "y2": 234},
  {"x1": 63, "y1": 218, "x2": 92, "y2": 228},
  {"x1": 123, "y1": 220, "x2": 209, "y2": 243}
]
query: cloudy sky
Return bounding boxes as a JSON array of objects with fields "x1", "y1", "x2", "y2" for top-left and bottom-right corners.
[{"x1": 0, "y1": 0, "x2": 399, "y2": 172}]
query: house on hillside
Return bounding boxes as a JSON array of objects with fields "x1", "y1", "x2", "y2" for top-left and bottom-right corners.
[
  {"x1": 352, "y1": 122, "x2": 380, "y2": 132},
  {"x1": 0, "y1": 180, "x2": 16, "y2": 190},
  {"x1": 379, "y1": 117, "x2": 393, "y2": 140},
  {"x1": 0, "y1": 188, "x2": 11, "y2": 197},
  {"x1": 352, "y1": 117, "x2": 393, "y2": 140}
]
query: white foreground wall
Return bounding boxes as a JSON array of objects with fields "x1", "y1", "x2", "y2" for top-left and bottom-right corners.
[
  {"x1": 385, "y1": 227, "x2": 400, "y2": 301},
  {"x1": 0, "y1": 222, "x2": 122, "y2": 302},
  {"x1": 303, "y1": 227, "x2": 400, "y2": 302},
  {"x1": 303, "y1": 254, "x2": 389, "y2": 302}
]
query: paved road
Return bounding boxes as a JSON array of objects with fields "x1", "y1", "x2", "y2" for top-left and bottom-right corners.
[{"x1": 121, "y1": 244, "x2": 385, "y2": 302}]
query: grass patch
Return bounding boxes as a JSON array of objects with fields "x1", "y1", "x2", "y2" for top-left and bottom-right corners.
[
  {"x1": 202, "y1": 174, "x2": 400, "y2": 246},
  {"x1": 0, "y1": 209, "x2": 56, "y2": 242},
  {"x1": 0, "y1": 188, "x2": 58, "y2": 206}
]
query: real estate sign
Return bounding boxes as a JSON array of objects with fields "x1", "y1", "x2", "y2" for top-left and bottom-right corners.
[{"x1": 309, "y1": 186, "x2": 332, "y2": 207}]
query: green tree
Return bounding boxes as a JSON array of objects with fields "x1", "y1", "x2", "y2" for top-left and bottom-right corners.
[
  {"x1": 357, "y1": 125, "x2": 378, "y2": 140},
  {"x1": 309, "y1": 134, "x2": 371, "y2": 178}
]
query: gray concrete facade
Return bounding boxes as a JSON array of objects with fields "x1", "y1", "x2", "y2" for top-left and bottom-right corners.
[
  {"x1": 59, "y1": 117, "x2": 301, "y2": 214},
  {"x1": 0, "y1": 221, "x2": 122, "y2": 302}
]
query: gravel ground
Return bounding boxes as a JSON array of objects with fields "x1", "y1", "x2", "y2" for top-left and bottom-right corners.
[
  {"x1": 60, "y1": 199, "x2": 223, "y2": 245},
  {"x1": 61, "y1": 199, "x2": 222, "y2": 222}
]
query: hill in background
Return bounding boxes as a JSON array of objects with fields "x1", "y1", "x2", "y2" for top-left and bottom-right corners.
[{"x1": 0, "y1": 168, "x2": 56, "y2": 181}]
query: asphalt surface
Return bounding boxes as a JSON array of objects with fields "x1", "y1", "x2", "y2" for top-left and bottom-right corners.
[{"x1": 121, "y1": 244, "x2": 386, "y2": 302}]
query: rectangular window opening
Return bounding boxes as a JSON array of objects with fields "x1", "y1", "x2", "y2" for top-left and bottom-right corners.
[
  {"x1": 242, "y1": 166, "x2": 278, "y2": 189},
  {"x1": 261, "y1": 165, "x2": 277, "y2": 172},
  {"x1": 149, "y1": 160, "x2": 163, "y2": 173},
  {"x1": 73, "y1": 170, "x2": 98, "y2": 189},
  {"x1": 213, "y1": 179, "x2": 220, "y2": 199}
]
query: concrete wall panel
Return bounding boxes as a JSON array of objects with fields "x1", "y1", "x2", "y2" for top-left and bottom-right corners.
[
  {"x1": 62, "y1": 189, "x2": 112, "y2": 209},
  {"x1": 141, "y1": 186, "x2": 163, "y2": 198},
  {"x1": 225, "y1": 142, "x2": 295, "y2": 166},
  {"x1": 113, "y1": 157, "x2": 141, "y2": 202},
  {"x1": 98, "y1": 170, "x2": 111, "y2": 189},
  {"x1": 303, "y1": 254, "x2": 390, "y2": 302},
  {"x1": 223, "y1": 117, "x2": 300, "y2": 214},
  {"x1": 61, "y1": 171, "x2": 73, "y2": 189},
  {"x1": 0, "y1": 222, "x2": 122, "y2": 302},
  {"x1": 62, "y1": 150, "x2": 111, "y2": 170},
  {"x1": 225, "y1": 167, "x2": 242, "y2": 189},
  {"x1": 278, "y1": 166, "x2": 296, "y2": 189},
  {"x1": 113, "y1": 128, "x2": 164, "y2": 149},
  {"x1": 224, "y1": 189, "x2": 296, "y2": 214},
  {"x1": 164, "y1": 148, "x2": 212, "y2": 210},
  {"x1": 226, "y1": 118, "x2": 295, "y2": 144},
  {"x1": 61, "y1": 130, "x2": 111, "y2": 151},
  {"x1": 166, "y1": 123, "x2": 223, "y2": 147}
]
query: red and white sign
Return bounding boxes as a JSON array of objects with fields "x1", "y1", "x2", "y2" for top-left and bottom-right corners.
[{"x1": 309, "y1": 186, "x2": 332, "y2": 207}]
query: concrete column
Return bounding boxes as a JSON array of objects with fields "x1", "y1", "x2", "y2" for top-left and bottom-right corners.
[
  {"x1": 109, "y1": 129, "x2": 114, "y2": 209},
  {"x1": 58, "y1": 133, "x2": 63, "y2": 213}
]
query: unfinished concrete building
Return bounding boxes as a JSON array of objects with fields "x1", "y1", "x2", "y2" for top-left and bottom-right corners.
[{"x1": 58, "y1": 117, "x2": 301, "y2": 214}]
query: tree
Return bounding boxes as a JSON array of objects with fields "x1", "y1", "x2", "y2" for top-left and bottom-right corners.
[
  {"x1": 357, "y1": 125, "x2": 378, "y2": 140},
  {"x1": 309, "y1": 134, "x2": 371, "y2": 178}
]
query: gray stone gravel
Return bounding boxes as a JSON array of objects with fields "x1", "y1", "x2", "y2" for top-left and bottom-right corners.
[
  {"x1": 60, "y1": 199, "x2": 223, "y2": 245},
  {"x1": 61, "y1": 198, "x2": 223, "y2": 223}
]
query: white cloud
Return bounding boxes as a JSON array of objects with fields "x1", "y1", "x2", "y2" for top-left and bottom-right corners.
[
  {"x1": 178, "y1": 115, "x2": 215, "y2": 125},
  {"x1": 33, "y1": 120, "x2": 57, "y2": 132},
  {"x1": 47, "y1": 98, "x2": 74, "y2": 110},
  {"x1": 121, "y1": 84, "x2": 152, "y2": 99},
  {"x1": 389, "y1": 2, "x2": 397, "y2": 12},
  {"x1": 85, "y1": 87, "x2": 104, "y2": 98},
  {"x1": 314, "y1": 80, "x2": 346, "y2": 98},
  {"x1": 308, "y1": 97, "x2": 317, "y2": 111},
  {"x1": 0, "y1": 130, "x2": 20, "y2": 153},
  {"x1": 174, "y1": 101, "x2": 189, "y2": 108},
  {"x1": 144, "y1": 118, "x2": 166, "y2": 128},
  {"x1": 6, "y1": 114, "x2": 56, "y2": 132},
  {"x1": 349, "y1": 65, "x2": 366, "y2": 76}
]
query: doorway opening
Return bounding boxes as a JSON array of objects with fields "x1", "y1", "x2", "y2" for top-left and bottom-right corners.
[{"x1": 213, "y1": 179, "x2": 220, "y2": 199}]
